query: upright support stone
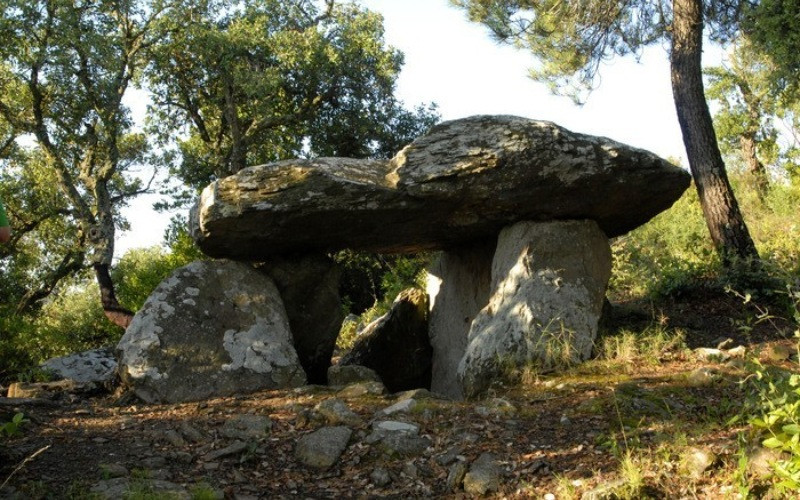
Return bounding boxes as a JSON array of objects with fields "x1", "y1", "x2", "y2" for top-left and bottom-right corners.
[
  {"x1": 458, "y1": 220, "x2": 612, "y2": 398},
  {"x1": 259, "y1": 254, "x2": 344, "y2": 384},
  {"x1": 427, "y1": 239, "x2": 495, "y2": 399}
]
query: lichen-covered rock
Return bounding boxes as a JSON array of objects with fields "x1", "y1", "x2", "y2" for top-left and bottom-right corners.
[
  {"x1": 463, "y1": 453, "x2": 503, "y2": 495},
  {"x1": 190, "y1": 115, "x2": 689, "y2": 260},
  {"x1": 117, "y1": 260, "x2": 306, "y2": 403},
  {"x1": 190, "y1": 158, "x2": 439, "y2": 257},
  {"x1": 338, "y1": 288, "x2": 431, "y2": 392},
  {"x1": 458, "y1": 220, "x2": 612, "y2": 398},
  {"x1": 40, "y1": 347, "x2": 117, "y2": 385}
]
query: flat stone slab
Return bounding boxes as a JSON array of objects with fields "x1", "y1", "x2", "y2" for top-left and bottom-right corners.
[{"x1": 191, "y1": 115, "x2": 690, "y2": 260}]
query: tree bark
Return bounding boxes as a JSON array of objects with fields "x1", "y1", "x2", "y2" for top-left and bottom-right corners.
[
  {"x1": 94, "y1": 263, "x2": 134, "y2": 328},
  {"x1": 739, "y1": 132, "x2": 769, "y2": 200},
  {"x1": 670, "y1": 0, "x2": 759, "y2": 266}
]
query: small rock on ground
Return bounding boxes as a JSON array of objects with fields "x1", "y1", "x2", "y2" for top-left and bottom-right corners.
[
  {"x1": 315, "y1": 398, "x2": 362, "y2": 426},
  {"x1": 464, "y1": 452, "x2": 502, "y2": 495},
  {"x1": 446, "y1": 461, "x2": 468, "y2": 491},
  {"x1": 370, "y1": 467, "x2": 392, "y2": 486},
  {"x1": 221, "y1": 414, "x2": 272, "y2": 440},
  {"x1": 681, "y1": 446, "x2": 716, "y2": 478},
  {"x1": 295, "y1": 426, "x2": 352, "y2": 469},
  {"x1": 328, "y1": 365, "x2": 382, "y2": 386}
]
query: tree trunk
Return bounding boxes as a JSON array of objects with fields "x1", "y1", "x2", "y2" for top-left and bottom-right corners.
[
  {"x1": 670, "y1": 0, "x2": 759, "y2": 266},
  {"x1": 94, "y1": 263, "x2": 133, "y2": 328},
  {"x1": 91, "y1": 178, "x2": 133, "y2": 328},
  {"x1": 739, "y1": 132, "x2": 770, "y2": 200}
]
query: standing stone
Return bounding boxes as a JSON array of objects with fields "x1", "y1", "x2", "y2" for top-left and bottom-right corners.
[
  {"x1": 338, "y1": 289, "x2": 431, "y2": 392},
  {"x1": 427, "y1": 239, "x2": 495, "y2": 399},
  {"x1": 117, "y1": 260, "x2": 306, "y2": 403},
  {"x1": 458, "y1": 220, "x2": 612, "y2": 398},
  {"x1": 259, "y1": 254, "x2": 344, "y2": 384}
]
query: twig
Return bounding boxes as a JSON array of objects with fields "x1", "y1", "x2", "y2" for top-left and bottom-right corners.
[{"x1": 1, "y1": 444, "x2": 51, "y2": 490}]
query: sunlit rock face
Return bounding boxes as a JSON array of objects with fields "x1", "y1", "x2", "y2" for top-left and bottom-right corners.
[
  {"x1": 456, "y1": 220, "x2": 612, "y2": 399},
  {"x1": 190, "y1": 115, "x2": 690, "y2": 260},
  {"x1": 117, "y1": 260, "x2": 306, "y2": 403},
  {"x1": 426, "y1": 239, "x2": 495, "y2": 399}
]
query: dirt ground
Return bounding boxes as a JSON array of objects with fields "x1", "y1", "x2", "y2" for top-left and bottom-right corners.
[{"x1": 1, "y1": 286, "x2": 797, "y2": 499}]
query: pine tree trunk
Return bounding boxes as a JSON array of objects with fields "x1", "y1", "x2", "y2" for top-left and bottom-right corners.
[{"x1": 670, "y1": 0, "x2": 759, "y2": 266}]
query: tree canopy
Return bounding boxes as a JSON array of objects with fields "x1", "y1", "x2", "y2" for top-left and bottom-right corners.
[
  {"x1": 145, "y1": 0, "x2": 438, "y2": 191},
  {"x1": 0, "y1": 0, "x2": 438, "y2": 324},
  {"x1": 0, "y1": 0, "x2": 164, "y2": 324}
]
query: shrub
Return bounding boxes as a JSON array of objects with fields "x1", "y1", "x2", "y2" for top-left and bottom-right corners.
[
  {"x1": 742, "y1": 277, "x2": 800, "y2": 493},
  {"x1": 609, "y1": 174, "x2": 800, "y2": 301}
]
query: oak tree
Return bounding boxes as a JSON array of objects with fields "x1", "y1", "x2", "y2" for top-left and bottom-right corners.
[
  {"x1": 146, "y1": 0, "x2": 438, "y2": 191},
  {"x1": 0, "y1": 0, "x2": 168, "y2": 325}
]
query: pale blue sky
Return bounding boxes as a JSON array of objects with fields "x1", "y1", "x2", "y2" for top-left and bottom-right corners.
[{"x1": 117, "y1": 0, "x2": 725, "y2": 255}]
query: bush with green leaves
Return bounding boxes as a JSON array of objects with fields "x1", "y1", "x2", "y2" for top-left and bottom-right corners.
[
  {"x1": 609, "y1": 185, "x2": 717, "y2": 299},
  {"x1": 335, "y1": 252, "x2": 430, "y2": 349},
  {"x1": 746, "y1": 356, "x2": 800, "y2": 492},
  {"x1": 0, "y1": 227, "x2": 206, "y2": 383},
  {"x1": 742, "y1": 278, "x2": 800, "y2": 493},
  {"x1": 610, "y1": 174, "x2": 800, "y2": 300},
  {"x1": 1, "y1": 413, "x2": 26, "y2": 438}
]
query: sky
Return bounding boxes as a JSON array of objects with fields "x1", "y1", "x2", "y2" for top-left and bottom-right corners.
[{"x1": 116, "y1": 0, "x2": 725, "y2": 256}]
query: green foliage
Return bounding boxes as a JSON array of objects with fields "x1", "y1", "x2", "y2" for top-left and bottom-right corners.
[
  {"x1": 610, "y1": 175, "x2": 800, "y2": 301},
  {"x1": 0, "y1": 412, "x2": 26, "y2": 438},
  {"x1": 334, "y1": 251, "x2": 430, "y2": 316},
  {"x1": 112, "y1": 234, "x2": 204, "y2": 312},
  {"x1": 335, "y1": 253, "x2": 430, "y2": 350},
  {"x1": 0, "y1": 310, "x2": 37, "y2": 382},
  {"x1": 0, "y1": 0, "x2": 165, "y2": 318},
  {"x1": 706, "y1": 38, "x2": 800, "y2": 196},
  {"x1": 746, "y1": 356, "x2": 800, "y2": 492},
  {"x1": 741, "y1": 275, "x2": 800, "y2": 493},
  {"x1": 744, "y1": 0, "x2": 800, "y2": 96},
  {"x1": 146, "y1": 0, "x2": 438, "y2": 189},
  {"x1": 32, "y1": 279, "x2": 123, "y2": 357},
  {"x1": 0, "y1": 235, "x2": 203, "y2": 383},
  {"x1": 609, "y1": 185, "x2": 717, "y2": 299}
]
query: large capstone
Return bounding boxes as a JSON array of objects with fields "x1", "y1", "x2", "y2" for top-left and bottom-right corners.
[
  {"x1": 190, "y1": 115, "x2": 690, "y2": 260},
  {"x1": 457, "y1": 220, "x2": 612, "y2": 398},
  {"x1": 117, "y1": 260, "x2": 306, "y2": 403}
]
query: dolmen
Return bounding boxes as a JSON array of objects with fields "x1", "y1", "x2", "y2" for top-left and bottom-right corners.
[{"x1": 117, "y1": 115, "x2": 690, "y2": 402}]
